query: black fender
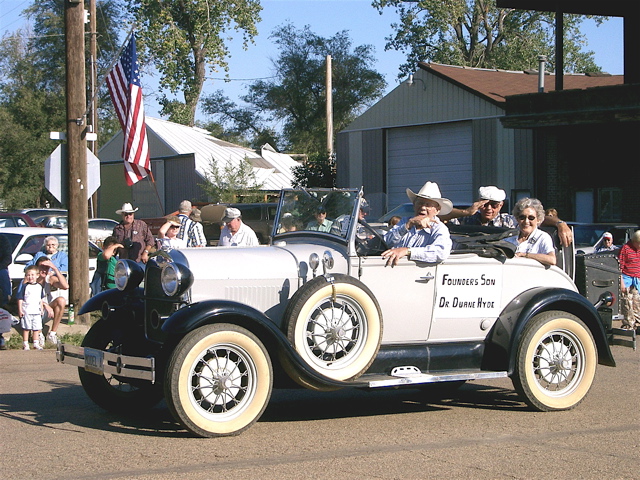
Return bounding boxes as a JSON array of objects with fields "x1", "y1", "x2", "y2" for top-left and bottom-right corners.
[
  {"x1": 161, "y1": 300, "x2": 367, "y2": 389},
  {"x1": 482, "y1": 287, "x2": 615, "y2": 374},
  {"x1": 79, "y1": 287, "x2": 145, "y2": 325}
]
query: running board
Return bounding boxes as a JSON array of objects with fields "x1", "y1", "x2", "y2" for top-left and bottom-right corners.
[{"x1": 364, "y1": 367, "x2": 508, "y2": 388}]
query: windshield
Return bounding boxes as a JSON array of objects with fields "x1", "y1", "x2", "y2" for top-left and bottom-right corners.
[{"x1": 274, "y1": 189, "x2": 359, "y2": 240}]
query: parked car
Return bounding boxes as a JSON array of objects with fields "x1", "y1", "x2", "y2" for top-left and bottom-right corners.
[
  {"x1": 568, "y1": 222, "x2": 638, "y2": 254},
  {"x1": 0, "y1": 227, "x2": 101, "y2": 294},
  {"x1": 0, "y1": 213, "x2": 38, "y2": 228},
  {"x1": 16, "y1": 208, "x2": 67, "y2": 220},
  {"x1": 58, "y1": 189, "x2": 622, "y2": 438},
  {"x1": 32, "y1": 214, "x2": 68, "y2": 229},
  {"x1": 88, "y1": 218, "x2": 119, "y2": 247},
  {"x1": 377, "y1": 203, "x2": 413, "y2": 223}
]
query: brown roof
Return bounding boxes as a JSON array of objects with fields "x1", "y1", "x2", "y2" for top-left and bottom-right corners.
[{"x1": 420, "y1": 62, "x2": 624, "y2": 105}]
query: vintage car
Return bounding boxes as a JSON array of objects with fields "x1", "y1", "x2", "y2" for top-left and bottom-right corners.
[{"x1": 57, "y1": 189, "x2": 618, "y2": 437}]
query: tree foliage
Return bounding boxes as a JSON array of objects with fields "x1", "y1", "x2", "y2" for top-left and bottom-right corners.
[
  {"x1": 200, "y1": 157, "x2": 264, "y2": 204},
  {"x1": 201, "y1": 24, "x2": 386, "y2": 187},
  {"x1": 128, "y1": 0, "x2": 262, "y2": 126},
  {"x1": 241, "y1": 23, "x2": 387, "y2": 154},
  {"x1": 199, "y1": 90, "x2": 278, "y2": 150},
  {"x1": 0, "y1": 1, "x2": 123, "y2": 208},
  {"x1": 372, "y1": 0, "x2": 603, "y2": 77},
  {"x1": 291, "y1": 153, "x2": 335, "y2": 189}
]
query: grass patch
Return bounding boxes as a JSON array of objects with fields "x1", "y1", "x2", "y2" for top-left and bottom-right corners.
[{"x1": 3, "y1": 331, "x2": 86, "y2": 349}]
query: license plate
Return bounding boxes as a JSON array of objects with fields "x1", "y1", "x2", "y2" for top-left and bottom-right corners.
[{"x1": 84, "y1": 348, "x2": 104, "y2": 375}]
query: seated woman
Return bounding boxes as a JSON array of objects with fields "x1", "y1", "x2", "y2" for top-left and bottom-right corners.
[{"x1": 505, "y1": 197, "x2": 556, "y2": 266}]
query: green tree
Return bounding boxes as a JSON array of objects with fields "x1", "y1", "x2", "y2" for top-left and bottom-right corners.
[
  {"x1": 291, "y1": 153, "x2": 335, "y2": 188},
  {"x1": 372, "y1": 0, "x2": 603, "y2": 77},
  {"x1": 240, "y1": 23, "x2": 387, "y2": 154},
  {"x1": 0, "y1": 1, "x2": 123, "y2": 208},
  {"x1": 200, "y1": 156, "x2": 264, "y2": 204},
  {"x1": 128, "y1": 0, "x2": 262, "y2": 126},
  {"x1": 199, "y1": 90, "x2": 278, "y2": 150},
  {"x1": 0, "y1": 32, "x2": 65, "y2": 208}
]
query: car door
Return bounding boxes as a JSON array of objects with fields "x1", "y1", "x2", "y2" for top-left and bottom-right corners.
[
  {"x1": 427, "y1": 256, "x2": 505, "y2": 342},
  {"x1": 354, "y1": 255, "x2": 437, "y2": 344}
]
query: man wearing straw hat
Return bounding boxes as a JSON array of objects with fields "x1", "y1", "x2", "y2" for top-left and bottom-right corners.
[
  {"x1": 382, "y1": 181, "x2": 453, "y2": 267},
  {"x1": 112, "y1": 202, "x2": 155, "y2": 264}
]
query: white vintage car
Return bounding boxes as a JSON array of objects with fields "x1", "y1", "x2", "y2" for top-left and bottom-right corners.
[{"x1": 58, "y1": 189, "x2": 617, "y2": 437}]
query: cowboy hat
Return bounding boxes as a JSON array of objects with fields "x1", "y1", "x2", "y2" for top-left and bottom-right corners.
[
  {"x1": 116, "y1": 202, "x2": 138, "y2": 215},
  {"x1": 406, "y1": 181, "x2": 453, "y2": 215}
]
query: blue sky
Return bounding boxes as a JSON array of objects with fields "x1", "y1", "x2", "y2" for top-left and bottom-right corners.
[{"x1": 0, "y1": 0, "x2": 625, "y2": 122}]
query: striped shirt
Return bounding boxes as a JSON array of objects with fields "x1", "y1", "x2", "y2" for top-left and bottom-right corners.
[{"x1": 619, "y1": 242, "x2": 640, "y2": 278}]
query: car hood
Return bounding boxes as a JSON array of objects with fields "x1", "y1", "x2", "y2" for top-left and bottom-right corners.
[{"x1": 172, "y1": 243, "x2": 349, "y2": 323}]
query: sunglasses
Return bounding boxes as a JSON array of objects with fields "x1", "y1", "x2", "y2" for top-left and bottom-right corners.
[
  {"x1": 518, "y1": 215, "x2": 537, "y2": 221},
  {"x1": 481, "y1": 201, "x2": 502, "y2": 208}
]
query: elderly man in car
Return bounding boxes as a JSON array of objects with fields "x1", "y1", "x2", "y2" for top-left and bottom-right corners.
[
  {"x1": 441, "y1": 186, "x2": 573, "y2": 247},
  {"x1": 382, "y1": 181, "x2": 453, "y2": 267}
]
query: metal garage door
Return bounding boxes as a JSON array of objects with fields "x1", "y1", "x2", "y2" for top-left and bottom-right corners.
[{"x1": 387, "y1": 122, "x2": 472, "y2": 209}]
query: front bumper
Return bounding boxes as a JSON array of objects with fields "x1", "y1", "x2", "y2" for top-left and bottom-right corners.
[{"x1": 56, "y1": 343, "x2": 156, "y2": 383}]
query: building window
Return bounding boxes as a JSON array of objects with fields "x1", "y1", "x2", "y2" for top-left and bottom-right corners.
[{"x1": 598, "y1": 188, "x2": 622, "y2": 222}]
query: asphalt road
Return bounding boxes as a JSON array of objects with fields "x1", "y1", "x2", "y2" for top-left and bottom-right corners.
[{"x1": 1, "y1": 345, "x2": 638, "y2": 480}]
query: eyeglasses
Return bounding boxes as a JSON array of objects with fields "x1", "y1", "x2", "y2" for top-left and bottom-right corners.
[
  {"x1": 123, "y1": 212, "x2": 134, "y2": 217},
  {"x1": 518, "y1": 215, "x2": 537, "y2": 221},
  {"x1": 481, "y1": 201, "x2": 502, "y2": 208}
]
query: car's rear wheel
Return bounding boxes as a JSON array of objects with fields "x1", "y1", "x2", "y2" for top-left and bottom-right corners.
[
  {"x1": 513, "y1": 311, "x2": 597, "y2": 411},
  {"x1": 165, "y1": 324, "x2": 273, "y2": 437},
  {"x1": 78, "y1": 319, "x2": 163, "y2": 412},
  {"x1": 284, "y1": 274, "x2": 382, "y2": 382}
]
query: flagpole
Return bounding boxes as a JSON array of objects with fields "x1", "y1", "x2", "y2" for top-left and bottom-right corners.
[
  {"x1": 82, "y1": 25, "x2": 136, "y2": 120},
  {"x1": 147, "y1": 171, "x2": 165, "y2": 215}
]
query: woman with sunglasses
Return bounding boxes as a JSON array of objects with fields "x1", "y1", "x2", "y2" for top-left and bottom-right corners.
[{"x1": 505, "y1": 197, "x2": 556, "y2": 266}]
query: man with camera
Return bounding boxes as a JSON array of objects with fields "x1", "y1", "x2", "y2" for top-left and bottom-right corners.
[{"x1": 112, "y1": 203, "x2": 155, "y2": 264}]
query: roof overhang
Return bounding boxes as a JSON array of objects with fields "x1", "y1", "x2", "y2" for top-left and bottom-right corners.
[
  {"x1": 496, "y1": 1, "x2": 637, "y2": 17},
  {"x1": 501, "y1": 83, "x2": 640, "y2": 128}
]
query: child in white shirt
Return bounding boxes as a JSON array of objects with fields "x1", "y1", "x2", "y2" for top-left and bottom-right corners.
[{"x1": 17, "y1": 266, "x2": 53, "y2": 350}]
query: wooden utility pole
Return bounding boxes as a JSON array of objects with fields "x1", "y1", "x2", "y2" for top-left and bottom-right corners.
[
  {"x1": 326, "y1": 55, "x2": 333, "y2": 159},
  {"x1": 89, "y1": 0, "x2": 98, "y2": 218},
  {"x1": 65, "y1": 0, "x2": 90, "y2": 321}
]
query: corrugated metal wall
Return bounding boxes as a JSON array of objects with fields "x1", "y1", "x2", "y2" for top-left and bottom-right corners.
[{"x1": 337, "y1": 68, "x2": 534, "y2": 214}]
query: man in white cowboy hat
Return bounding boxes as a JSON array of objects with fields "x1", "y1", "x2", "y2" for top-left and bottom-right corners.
[
  {"x1": 218, "y1": 207, "x2": 259, "y2": 247},
  {"x1": 382, "y1": 181, "x2": 453, "y2": 266},
  {"x1": 112, "y1": 202, "x2": 155, "y2": 263},
  {"x1": 442, "y1": 185, "x2": 573, "y2": 246}
]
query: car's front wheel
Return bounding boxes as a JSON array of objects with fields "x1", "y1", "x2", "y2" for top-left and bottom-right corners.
[
  {"x1": 164, "y1": 324, "x2": 273, "y2": 437},
  {"x1": 513, "y1": 311, "x2": 597, "y2": 411}
]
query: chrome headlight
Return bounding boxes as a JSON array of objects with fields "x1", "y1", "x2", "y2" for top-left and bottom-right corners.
[
  {"x1": 160, "y1": 262, "x2": 193, "y2": 297},
  {"x1": 114, "y1": 259, "x2": 144, "y2": 292}
]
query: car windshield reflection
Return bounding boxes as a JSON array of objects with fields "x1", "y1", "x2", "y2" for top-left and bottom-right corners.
[{"x1": 275, "y1": 189, "x2": 359, "y2": 240}]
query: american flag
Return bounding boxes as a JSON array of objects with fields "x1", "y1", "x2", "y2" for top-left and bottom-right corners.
[{"x1": 106, "y1": 35, "x2": 150, "y2": 186}]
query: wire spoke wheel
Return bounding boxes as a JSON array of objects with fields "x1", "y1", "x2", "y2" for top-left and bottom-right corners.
[
  {"x1": 514, "y1": 311, "x2": 597, "y2": 411},
  {"x1": 285, "y1": 274, "x2": 382, "y2": 382},
  {"x1": 165, "y1": 324, "x2": 272, "y2": 437}
]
